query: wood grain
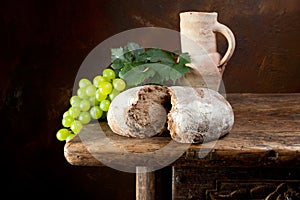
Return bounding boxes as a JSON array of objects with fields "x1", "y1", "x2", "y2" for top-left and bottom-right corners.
[
  {"x1": 64, "y1": 93, "x2": 300, "y2": 168},
  {"x1": 172, "y1": 166, "x2": 300, "y2": 200},
  {"x1": 136, "y1": 167, "x2": 155, "y2": 200}
]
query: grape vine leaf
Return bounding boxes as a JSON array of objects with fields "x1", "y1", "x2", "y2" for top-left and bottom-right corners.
[{"x1": 110, "y1": 42, "x2": 191, "y2": 87}]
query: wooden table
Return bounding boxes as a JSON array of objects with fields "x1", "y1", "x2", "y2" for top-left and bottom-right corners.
[{"x1": 64, "y1": 93, "x2": 300, "y2": 200}]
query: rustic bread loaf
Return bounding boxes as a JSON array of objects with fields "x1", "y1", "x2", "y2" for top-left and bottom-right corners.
[
  {"x1": 107, "y1": 85, "x2": 171, "y2": 138},
  {"x1": 167, "y1": 86, "x2": 234, "y2": 143},
  {"x1": 107, "y1": 85, "x2": 234, "y2": 143}
]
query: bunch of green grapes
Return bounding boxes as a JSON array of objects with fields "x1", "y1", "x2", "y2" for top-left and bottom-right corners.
[{"x1": 56, "y1": 68, "x2": 126, "y2": 142}]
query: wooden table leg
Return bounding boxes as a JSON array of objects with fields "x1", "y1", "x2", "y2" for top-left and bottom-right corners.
[{"x1": 136, "y1": 166, "x2": 155, "y2": 200}]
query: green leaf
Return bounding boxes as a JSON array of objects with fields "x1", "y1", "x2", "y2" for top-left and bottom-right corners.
[
  {"x1": 127, "y1": 42, "x2": 145, "y2": 54},
  {"x1": 135, "y1": 53, "x2": 149, "y2": 63},
  {"x1": 172, "y1": 62, "x2": 190, "y2": 74},
  {"x1": 169, "y1": 64, "x2": 187, "y2": 84},
  {"x1": 143, "y1": 63, "x2": 171, "y2": 85},
  {"x1": 111, "y1": 42, "x2": 145, "y2": 64},
  {"x1": 123, "y1": 51, "x2": 133, "y2": 62},
  {"x1": 144, "y1": 48, "x2": 175, "y2": 64},
  {"x1": 111, "y1": 58, "x2": 123, "y2": 70},
  {"x1": 109, "y1": 42, "x2": 191, "y2": 87},
  {"x1": 178, "y1": 52, "x2": 191, "y2": 65},
  {"x1": 124, "y1": 42, "x2": 145, "y2": 63},
  {"x1": 119, "y1": 64, "x2": 155, "y2": 87},
  {"x1": 111, "y1": 47, "x2": 125, "y2": 61}
]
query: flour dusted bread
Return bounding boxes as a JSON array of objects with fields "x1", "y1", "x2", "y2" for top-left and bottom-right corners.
[
  {"x1": 107, "y1": 85, "x2": 234, "y2": 143},
  {"x1": 167, "y1": 86, "x2": 234, "y2": 143},
  {"x1": 107, "y1": 85, "x2": 170, "y2": 138}
]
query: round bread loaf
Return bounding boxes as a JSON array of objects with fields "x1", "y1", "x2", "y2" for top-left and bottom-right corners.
[
  {"x1": 167, "y1": 86, "x2": 234, "y2": 143},
  {"x1": 107, "y1": 85, "x2": 234, "y2": 143},
  {"x1": 107, "y1": 85, "x2": 171, "y2": 138}
]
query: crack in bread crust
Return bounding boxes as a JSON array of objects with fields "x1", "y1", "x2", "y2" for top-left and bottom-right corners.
[
  {"x1": 167, "y1": 86, "x2": 234, "y2": 143},
  {"x1": 125, "y1": 85, "x2": 171, "y2": 137},
  {"x1": 108, "y1": 85, "x2": 234, "y2": 142}
]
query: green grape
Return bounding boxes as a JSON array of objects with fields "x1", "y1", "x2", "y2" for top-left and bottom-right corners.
[
  {"x1": 56, "y1": 128, "x2": 71, "y2": 141},
  {"x1": 70, "y1": 95, "x2": 81, "y2": 107},
  {"x1": 79, "y1": 78, "x2": 92, "y2": 88},
  {"x1": 90, "y1": 106, "x2": 103, "y2": 119},
  {"x1": 95, "y1": 89, "x2": 107, "y2": 101},
  {"x1": 63, "y1": 110, "x2": 70, "y2": 118},
  {"x1": 113, "y1": 78, "x2": 126, "y2": 91},
  {"x1": 93, "y1": 75, "x2": 108, "y2": 87},
  {"x1": 89, "y1": 96, "x2": 99, "y2": 106},
  {"x1": 100, "y1": 99, "x2": 111, "y2": 112},
  {"x1": 85, "y1": 84, "x2": 97, "y2": 97},
  {"x1": 70, "y1": 120, "x2": 83, "y2": 134},
  {"x1": 77, "y1": 87, "x2": 88, "y2": 99},
  {"x1": 79, "y1": 99, "x2": 91, "y2": 112},
  {"x1": 109, "y1": 89, "x2": 120, "y2": 101},
  {"x1": 62, "y1": 116, "x2": 74, "y2": 128},
  {"x1": 68, "y1": 106, "x2": 81, "y2": 118},
  {"x1": 66, "y1": 133, "x2": 76, "y2": 142},
  {"x1": 78, "y1": 111, "x2": 91, "y2": 124},
  {"x1": 102, "y1": 68, "x2": 116, "y2": 80},
  {"x1": 98, "y1": 82, "x2": 113, "y2": 95}
]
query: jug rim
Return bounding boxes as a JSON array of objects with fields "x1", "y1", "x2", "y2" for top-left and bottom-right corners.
[{"x1": 180, "y1": 11, "x2": 218, "y2": 16}]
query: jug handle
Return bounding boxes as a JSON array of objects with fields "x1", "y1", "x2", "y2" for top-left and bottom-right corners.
[{"x1": 213, "y1": 22, "x2": 236, "y2": 67}]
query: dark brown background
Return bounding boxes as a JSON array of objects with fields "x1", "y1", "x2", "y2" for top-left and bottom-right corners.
[{"x1": 1, "y1": 0, "x2": 299, "y2": 199}]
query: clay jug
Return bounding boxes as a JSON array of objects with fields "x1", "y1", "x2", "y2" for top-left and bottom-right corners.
[{"x1": 179, "y1": 11, "x2": 235, "y2": 91}]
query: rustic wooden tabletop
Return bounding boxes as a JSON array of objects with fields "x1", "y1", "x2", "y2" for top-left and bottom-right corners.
[
  {"x1": 64, "y1": 93, "x2": 300, "y2": 200},
  {"x1": 64, "y1": 93, "x2": 300, "y2": 167}
]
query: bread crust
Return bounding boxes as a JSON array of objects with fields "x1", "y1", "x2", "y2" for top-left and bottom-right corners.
[
  {"x1": 167, "y1": 86, "x2": 234, "y2": 143},
  {"x1": 107, "y1": 85, "x2": 234, "y2": 143},
  {"x1": 107, "y1": 85, "x2": 170, "y2": 138},
  {"x1": 107, "y1": 86, "x2": 142, "y2": 138}
]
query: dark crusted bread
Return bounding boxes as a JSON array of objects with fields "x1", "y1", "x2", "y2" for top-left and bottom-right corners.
[
  {"x1": 167, "y1": 86, "x2": 234, "y2": 143},
  {"x1": 107, "y1": 85, "x2": 170, "y2": 138}
]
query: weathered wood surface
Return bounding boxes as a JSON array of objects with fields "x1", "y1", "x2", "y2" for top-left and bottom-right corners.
[
  {"x1": 172, "y1": 166, "x2": 300, "y2": 200},
  {"x1": 64, "y1": 93, "x2": 300, "y2": 168},
  {"x1": 136, "y1": 167, "x2": 155, "y2": 200}
]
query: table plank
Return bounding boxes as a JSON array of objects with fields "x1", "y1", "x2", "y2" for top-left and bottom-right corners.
[{"x1": 64, "y1": 93, "x2": 300, "y2": 168}]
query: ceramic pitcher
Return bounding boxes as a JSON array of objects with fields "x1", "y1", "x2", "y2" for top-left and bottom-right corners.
[{"x1": 179, "y1": 11, "x2": 235, "y2": 91}]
